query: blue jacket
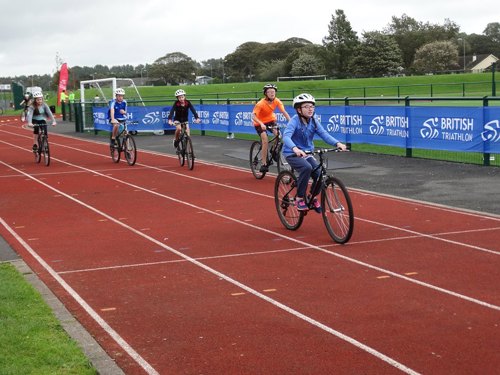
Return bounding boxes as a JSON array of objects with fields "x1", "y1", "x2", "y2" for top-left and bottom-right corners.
[{"x1": 282, "y1": 114, "x2": 340, "y2": 156}]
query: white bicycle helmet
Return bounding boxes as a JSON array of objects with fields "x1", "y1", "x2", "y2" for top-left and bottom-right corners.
[
  {"x1": 32, "y1": 91, "x2": 43, "y2": 98},
  {"x1": 175, "y1": 89, "x2": 186, "y2": 97},
  {"x1": 293, "y1": 93, "x2": 315, "y2": 108},
  {"x1": 115, "y1": 88, "x2": 125, "y2": 96},
  {"x1": 263, "y1": 83, "x2": 278, "y2": 94}
]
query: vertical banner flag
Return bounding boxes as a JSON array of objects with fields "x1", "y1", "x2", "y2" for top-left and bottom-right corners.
[{"x1": 57, "y1": 63, "x2": 68, "y2": 106}]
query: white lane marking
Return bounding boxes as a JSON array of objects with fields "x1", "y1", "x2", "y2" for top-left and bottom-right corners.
[{"x1": 0, "y1": 218, "x2": 159, "y2": 375}]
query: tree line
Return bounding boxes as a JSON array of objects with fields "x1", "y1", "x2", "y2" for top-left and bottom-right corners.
[{"x1": 3, "y1": 11, "x2": 499, "y2": 91}]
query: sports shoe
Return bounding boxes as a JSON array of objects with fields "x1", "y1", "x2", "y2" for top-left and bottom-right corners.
[
  {"x1": 296, "y1": 199, "x2": 308, "y2": 211},
  {"x1": 173, "y1": 139, "x2": 179, "y2": 148},
  {"x1": 312, "y1": 198, "x2": 322, "y2": 213},
  {"x1": 32, "y1": 144, "x2": 38, "y2": 152},
  {"x1": 259, "y1": 164, "x2": 269, "y2": 173}
]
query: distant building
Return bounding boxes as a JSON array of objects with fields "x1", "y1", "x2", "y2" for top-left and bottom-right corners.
[
  {"x1": 464, "y1": 54, "x2": 499, "y2": 73},
  {"x1": 195, "y1": 76, "x2": 213, "y2": 85}
]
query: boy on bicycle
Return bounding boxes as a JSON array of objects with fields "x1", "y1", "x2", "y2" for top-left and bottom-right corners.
[
  {"x1": 26, "y1": 91, "x2": 56, "y2": 151},
  {"x1": 282, "y1": 93, "x2": 347, "y2": 212},
  {"x1": 109, "y1": 88, "x2": 127, "y2": 146},
  {"x1": 252, "y1": 84, "x2": 290, "y2": 173},
  {"x1": 167, "y1": 89, "x2": 201, "y2": 148}
]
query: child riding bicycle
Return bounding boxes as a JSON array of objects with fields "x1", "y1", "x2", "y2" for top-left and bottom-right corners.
[
  {"x1": 252, "y1": 84, "x2": 291, "y2": 173},
  {"x1": 109, "y1": 88, "x2": 127, "y2": 146},
  {"x1": 167, "y1": 89, "x2": 201, "y2": 148},
  {"x1": 20, "y1": 92, "x2": 32, "y2": 122},
  {"x1": 26, "y1": 91, "x2": 56, "y2": 151},
  {"x1": 282, "y1": 93, "x2": 347, "y2": 212}
]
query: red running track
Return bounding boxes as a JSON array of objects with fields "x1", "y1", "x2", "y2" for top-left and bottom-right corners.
[{"x1": 1, "y1": 119, "x2": 499, "y2": 374}]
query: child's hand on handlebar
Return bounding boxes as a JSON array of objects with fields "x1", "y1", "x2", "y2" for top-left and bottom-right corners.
[
  {"x1": 293, "y1": 146, "x2": 307, "y2": 157},
  {"x1": 336, "y1": 142, "x2": 347, "y2": 151}
]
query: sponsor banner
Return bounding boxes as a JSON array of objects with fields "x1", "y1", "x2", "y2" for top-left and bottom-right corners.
[
  {"x1": 408, "y1": 106, "x2": 483, "y2": 152},
  {"x1": 92, "y1": 104, "x2": 500, "y2": 153},
  {"x1": 483, "y1": 107, "x2": 500, "y2": 153}
]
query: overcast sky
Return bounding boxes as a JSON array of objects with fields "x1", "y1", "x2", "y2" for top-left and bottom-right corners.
[{"x1": 1, "y1": 0, "x2": 497, "y2": 77}]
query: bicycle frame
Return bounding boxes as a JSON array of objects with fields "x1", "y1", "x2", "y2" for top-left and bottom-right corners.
[
  {"x1": 32, "y1": 124, "x2": 50, "y2": 166},
  {"x1": 250, "y1": 125, "x2": 289, "y2": 179},
  {"x1": 274, "y1": 147, "x2": 354, "y2": 243},
  {"x1": 175, "y1": 121, "x2": 195, "y2": 170},
  {"x1": 305, "y1": 151, "x2": 330, "y2": 203},
  {"x1": 110, "y1": 121, "x2": 137, "y2": 166}
]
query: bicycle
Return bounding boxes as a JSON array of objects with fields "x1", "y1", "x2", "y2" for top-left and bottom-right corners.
[
  {"x1": 30, "y1": 124, "x2": 50, "y2": 166},
  {"x1": 249, "y1": 125, "x2": 290, "y2": 179},
  {"x1": 174, "y1": 121, "x2": 195, "y2": 170},
  {"x1": 274, "y1": 148, "x2": 354, "y2": 244},
  {"x1": 110, "y1": 120, "x2": 137, "y2": 166}
]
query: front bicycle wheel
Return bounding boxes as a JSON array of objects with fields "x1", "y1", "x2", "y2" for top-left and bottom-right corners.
[
  {"x1": 41, "y1": 136, "x2": 50, "y2": 166},
  {"x1": 34, "y1": 137, "x2": 41, "y2": 164},
  {"x1": 274, "y1": 171, "x2": 304, "y2": 230},
  {"x1": 186, "y1": 137, "x2": 194, "y2": 170},
  {"x1": 321, "y1": 177, "x2": 354, "y2": 244},
  {"x1": 111, "y1": 137, "x2": 121, "y2": 163},
  {"x1": 178, "y1": 137, "x2": 186, "y2": 166},
  {"x1": 250, "y1": 141, "x2": 265, "y2": 179},
  {"x1": 124, "y1": 135, "x2": 137, "y2": 166}
]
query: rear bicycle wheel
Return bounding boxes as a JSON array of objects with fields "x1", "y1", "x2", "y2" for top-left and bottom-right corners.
[
  {"x1": 41, "y1": 135, "x2": 50, "y2": 166},
  {"x1": 321, "y1": 177, "x2": 354, "y2": 244},
  {"x1": 186, "y1": 137, "x2": 194, "y2": 170},
  {"x1": 250, "y1": 141, "x2": 265, "y2": 179},
  {"x1": 124, "y1": 135, "x2": 137, "y2": 166},
  {"x1": 111, "y1": 137, "x2": 121, "y2": 163},
  {"x1": 178, "y1": 137, "x2": 186, "y2": 166},
  {"x1": 274, "y1": 171, "x2": 304, "y2": 230}
]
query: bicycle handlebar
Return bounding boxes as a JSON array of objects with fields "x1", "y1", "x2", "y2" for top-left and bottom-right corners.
[
  {"x1": 305, "y1": 147, "x2": 347, "y2": 155},
  {"x1": 290, "y1": 147, "x2": 348, "y2": 157}
]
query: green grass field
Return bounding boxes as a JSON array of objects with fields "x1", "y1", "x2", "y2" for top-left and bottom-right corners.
[
  {"x1": 0, "y1": 263, "x2": 97, "y2": 374},
  {"x1": 75, "y1": 72, "x2": 499, "y2": 105}
]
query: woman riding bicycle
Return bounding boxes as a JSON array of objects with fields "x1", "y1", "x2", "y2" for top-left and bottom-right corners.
[
  {"x1": 26, "y1": 91, "x2": 56, "y2": 152},
  {"x1": 109, "y1": 88, "x2": 127, "y2": 146},
  {"x1": 167, "y1": 89, "x2": 201, "y2": 148},
  {"x1": 282, "y1": 93, "x2": 347, "y2": 212},
  {"x1": 252, "y1": 84, "x2": 290, "y2": 173}
]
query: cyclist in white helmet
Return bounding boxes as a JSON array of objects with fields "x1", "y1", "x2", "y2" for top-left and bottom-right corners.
[
  {"x1": 252, "y1": 84, "x2": 290, "y2": 173},
  {"x1": 282, "y1": 93, "x2": 347, "y2": 212},
  {"x1": 109, "y1": 88, "x2": 127, "y2": 146},
  {"x1": 20, "y1": 92, "x2": 32, "y2": 122},
  {"x1": 26, "y1": 91, "x2": 57, "y2": 151},
  {"x1": 167, "y1": 89, "x2": 200, "y2": 148}
]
